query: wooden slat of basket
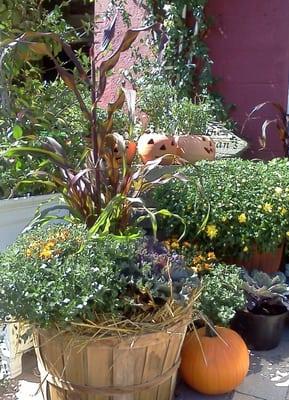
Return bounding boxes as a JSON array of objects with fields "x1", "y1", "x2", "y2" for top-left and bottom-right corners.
[
  {"x1": 132, "y1": 347, "x2": 148, "y2": 400},
  {"x1": 49, "y1": 385, "x2": 67, "y2": 400},
  {"x1": 64, "y1": 340, "x2": 86, "y2": 388},
  {"x1": 139, "y1": 336, "x2": 169, "y2": 400},
  {"x1": 157, "y1": 322, "x2": 187, "y2": 400},
  {"x1": 87, "y1": 346, "x2": 112, "y2": 400},
  {"x1": 39, "y1": 331, "x2": 65, "y2": 379},
  {"x1": 113, "y1": 347, "x2": 134, "y2": 400}
]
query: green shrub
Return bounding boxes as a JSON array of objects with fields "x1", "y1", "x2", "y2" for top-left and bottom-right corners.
[
  {"x1": 138, "y1": 82, "x2": 212, "y2": 134},
  {"x1": 199, "y1": 263, "x2": 246, "y2": 326},
  {"x1": 153, "y1": 158, "x2": 289, "y2": 256}
]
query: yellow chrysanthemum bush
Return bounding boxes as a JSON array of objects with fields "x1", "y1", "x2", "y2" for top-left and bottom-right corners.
[{"x1": 153, "y1": 158, "x2": 289, "y2": 258}]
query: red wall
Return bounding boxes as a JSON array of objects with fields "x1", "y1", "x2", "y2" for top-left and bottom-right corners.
[{"x1": 206, "y1": 1, "x2": 289, "y2": 159}]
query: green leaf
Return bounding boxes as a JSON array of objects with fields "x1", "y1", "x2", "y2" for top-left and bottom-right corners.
[
  {"x1": 5, "y1": 146, "x2": 70, "y2": 168},
  {"x1": 15, "y1": 160, "x2": 23, "y2": 171},
  {"x1": 12, "y1": 125, "x2": 23, "y2": 139}
]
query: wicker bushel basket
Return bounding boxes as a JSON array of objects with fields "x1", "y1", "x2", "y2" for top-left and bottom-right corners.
[{"x1": 34, "y1": 317, "x2": 189, "y2": 400}]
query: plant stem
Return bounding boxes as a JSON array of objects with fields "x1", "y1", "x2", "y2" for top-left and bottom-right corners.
[
  {"x1": 91, "y1": 0, "x2": 101, "y2": 215},
  {"x1": 205, "y1": 320, "x2": 217, "y2": 337}
]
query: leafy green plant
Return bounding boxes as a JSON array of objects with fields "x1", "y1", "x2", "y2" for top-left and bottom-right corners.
[
  {"x1": 0, "y1": 223, "x2": 200, "y2": 328},
  {"x1": 153, "y1": 158, "x2": 289, "y2": 256},
  {"x1": 144, "y1": 0, "x2": 210, "y2": 98},
  {"x1": 0, "y1": 1, "x2": 85, "y2": 198},
  {"x1": 138, "y1": 81, "x2": 212, "y2": 134},
  {"x1": 199, "y1": 263, "x2": 246, "y2": 326}
]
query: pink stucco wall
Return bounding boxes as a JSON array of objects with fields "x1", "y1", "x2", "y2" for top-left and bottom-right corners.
[
  {"x1": 206, "y1": 1, "x2": 289, "y2": 159},
  {"x1": 95, "y1": 1, "x2": 289, "y2": 159}
]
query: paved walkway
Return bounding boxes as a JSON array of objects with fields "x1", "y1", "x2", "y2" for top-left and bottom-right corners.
[{"x1": 2, "y1": 329, "x2": 289, "y2": 400}]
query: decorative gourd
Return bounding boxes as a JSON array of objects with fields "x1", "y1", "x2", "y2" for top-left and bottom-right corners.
[
  {"x1": 175, "y1": 135, "x2": 215, "y2": 163},
  {"x1": 124, "y1": 141, "x2": 137, "y2": 164},
  {"x1": 113, "y1": 140, "x2": 137, "y2": 165},
  {"x1": 180, "y1": 326, "x2": 249, "y2": 395},
  {"x1": 137, "y1": 133, "x2": 177, "y2": 164}
]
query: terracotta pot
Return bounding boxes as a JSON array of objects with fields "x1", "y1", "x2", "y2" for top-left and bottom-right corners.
[
  {"x1": 225, "y1": 243, "x2": 284, "y2": 273},
  {"x1": 113, "y1": 140, "x2": 137, "y2": 165},
  {"x1": 137, "y1": 133, "x2": 177, "y2": 164},
  {"x1": 175, "y1": 135, "x2": 215, "y2": 163}
]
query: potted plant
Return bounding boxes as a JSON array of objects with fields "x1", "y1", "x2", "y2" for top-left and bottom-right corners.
[
  {"x1": 136, "y1": 82, "x2": 216, "y2": 164},
  {"x1": 153, "y1": 158, "x2": 289, "y2": 272},
  {"x1": 180, "y1": 263, "x2": 249, "y2": 395},
  {"x1": 231, "y1": 270, "x2": 289, "y2": 350},
  {"x1": 0, "y1": 224, "x2": 200, "y2": 399},
  {"x1": 0, "y1": 5, "x2": 201, "y2": 399}
]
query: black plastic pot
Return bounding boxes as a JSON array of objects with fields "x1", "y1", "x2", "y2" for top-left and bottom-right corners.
[{"x1": 231, "y1": 306, "x2": 288, "y2": 350}]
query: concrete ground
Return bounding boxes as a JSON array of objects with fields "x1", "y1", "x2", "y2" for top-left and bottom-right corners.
[{"x1": 3, "y1": 329, "x2": 289, "y2": 400}]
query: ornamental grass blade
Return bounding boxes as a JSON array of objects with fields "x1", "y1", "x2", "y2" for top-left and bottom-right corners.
[
  {"x1": 260, "y1": 119, "x2": 277, "y2": 148},
  {"x1": 5, "y1": 146, "x2": 70, "y2": 168},
  {"x1": 43, "y1": 137, "x2": 66, "y2": 157},
  {"x1": 122, "y1": 86, "x2": 136, "y2": 126},
  {"x1": 152, "y1": 209, "x2": 186, "y2": 241},
  {"x1": 102, "y1": 90, "x2": 126, "y2": 136},
  {"x1": 89, "y1": 194, "x2": 126, "y2": 235},
  {"x1": 9, "y1": 179, "x2": 57, "y2": 199},
  {"x1": 99, "y1": 11, "x2": 118, "y2": 53},
  {"x1": 68, "y1": 168, "x2": 92, "y2": 189},
  {"x1": 127, "y1": 196, "x2": 158, "y2": 238},
  {"x1": 97, "y1": 24, "x2": 157, "y2": 100}
]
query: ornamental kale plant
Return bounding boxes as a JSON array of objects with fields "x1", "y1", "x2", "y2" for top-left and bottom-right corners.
[
  {"x1": 0, "y1": 224, "x2": 199, "y2": 328},
  {"x1": 153, "y1": 158, "x2": 289, "y2": 257},
  {"x1": 242, "y1": 270, "x2": 289, "y2": 314},
  {"x1": 199, "y1": 263, "x2": 246, "y2": 326}
]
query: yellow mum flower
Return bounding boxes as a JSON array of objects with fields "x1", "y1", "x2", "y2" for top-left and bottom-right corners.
[
  {"x1": 280, "y1": 207, "x2": 287, "y2": 216},
  {"x1": 207, "y1": 251, "x2": 216, "y2": 260},
  {"x1": 243, "y1": 246, "x2": 249, "y2": 253},
  {"x1": 40, "y1": 248, "x2": 53, "y2": 260},
  {"x1": 170, "y1": 240, "x2": 180, "y2": 250},
  {"x1": 238, "y1": 213, "x2": 247, "y2": 223},
  {"x1": 263, "y1": 203, "x2": 273, "y2": 213},
  {"x1": 45, "y1": 240, "x2": 56, "y2": 249},
  {"x1": 286, "y1": 232, "x2": 289, "y2": 238},
  {"x1": 206, "y1": 224, "x2": 218, "y2": 239}
]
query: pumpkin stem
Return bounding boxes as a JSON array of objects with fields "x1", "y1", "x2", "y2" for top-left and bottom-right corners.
[{"x1": 205, "y1": 320, "x2": 217, "y2": 337}]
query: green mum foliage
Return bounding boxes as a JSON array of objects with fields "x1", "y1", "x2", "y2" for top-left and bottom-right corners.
[
  {"x1": 153, "y1": 158, "x2": 289, "y2": 257},
  {"x1": 199, "y1": 263, "x2": 246, "y2": 326}
]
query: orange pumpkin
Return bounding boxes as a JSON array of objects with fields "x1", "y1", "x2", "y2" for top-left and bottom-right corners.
[
  {"x1": 137, "y1": 133, "x2": 177, "y2": 164},
  {"x1": 112, "y1": 140, "x2": 137, "y2": 165},
  {"x1": 175, "y1": 135, "x2": 216, "y2": 163},
  {"x1": 180, "y1": 326, "x2": 249, "y2": 395}
]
